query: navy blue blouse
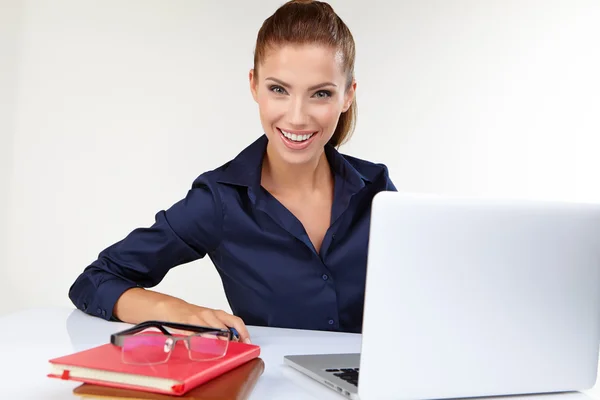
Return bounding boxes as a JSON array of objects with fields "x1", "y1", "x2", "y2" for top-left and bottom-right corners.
[{"x1": 69, "y1": 135, "x2": 396, "y2": 333}]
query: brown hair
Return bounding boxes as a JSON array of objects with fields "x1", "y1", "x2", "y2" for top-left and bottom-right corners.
[{"x1": 253, "y1": 0, "x2": 357, "y2": 148}]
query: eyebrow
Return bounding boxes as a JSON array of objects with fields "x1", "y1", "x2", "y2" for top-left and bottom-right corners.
[{"x1": 265, "y1": 77, "x2": 337, "y2": 91}]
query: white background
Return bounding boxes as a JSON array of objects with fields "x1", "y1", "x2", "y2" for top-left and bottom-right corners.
[{"x1": 1, "y1": 0, "x2": 599, "y2": 317}]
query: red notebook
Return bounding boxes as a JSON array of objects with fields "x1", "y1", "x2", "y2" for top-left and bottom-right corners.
[{"x1": 48, "y1": 340, "x2": 260, "y2": 396}]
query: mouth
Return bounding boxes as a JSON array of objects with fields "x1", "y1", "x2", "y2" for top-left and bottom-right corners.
[{"x1": 277, "y1": 128, "x2": 318, "y2": 143}]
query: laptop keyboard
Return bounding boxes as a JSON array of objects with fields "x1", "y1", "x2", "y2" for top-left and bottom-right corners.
[{"x1": 325, "y1": 368, "x2": 359, "y2": 386}]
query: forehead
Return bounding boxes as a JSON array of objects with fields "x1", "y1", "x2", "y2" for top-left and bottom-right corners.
[{"x1": 259, "y1": 44, "x2": 345, "y2": 85}]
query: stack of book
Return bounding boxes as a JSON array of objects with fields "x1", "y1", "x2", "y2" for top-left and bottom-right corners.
[{"x1": 48, "y1": 336, "x2": 262, "y2": 399}]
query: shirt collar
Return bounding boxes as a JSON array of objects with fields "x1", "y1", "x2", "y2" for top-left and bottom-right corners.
[{"x1": 216, "y1": 134, "x2": 371, "y2": 193}]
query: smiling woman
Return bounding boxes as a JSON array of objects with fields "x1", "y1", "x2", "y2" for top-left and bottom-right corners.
[
  {"x1": 251, "y1": 44, "x2": 354, "y2": 164},
  {"x1": 68, "y1": 0, "x2": 397, "y2": 344}
]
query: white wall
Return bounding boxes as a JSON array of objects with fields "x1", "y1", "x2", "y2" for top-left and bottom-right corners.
[
  {"x1": 2, "y1": 0, "x2": 600, "y2": 316},
  {"x1": 0, "y1": 0, "x2": 24, "y2": 316}
]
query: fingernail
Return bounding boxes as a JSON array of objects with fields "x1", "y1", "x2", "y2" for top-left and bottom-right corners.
[{"x1": 244, "y1": 338, "x2": 252, "y2": 344}]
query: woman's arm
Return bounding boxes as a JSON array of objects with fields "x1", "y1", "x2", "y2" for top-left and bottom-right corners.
[{"x1": 68, "y1": 175, "x2": 252, "y2": 343}]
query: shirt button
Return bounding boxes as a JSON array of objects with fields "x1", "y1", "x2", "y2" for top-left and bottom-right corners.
[
  {"x1": 96, "y1": 308, "x2": 102, "y2": 315},
  {"x1": 328, "y1": 319, "x2": 335, "y2": 325},
  {"x1": 322, "y1": 274, "x2": 329, "y2": 281}
]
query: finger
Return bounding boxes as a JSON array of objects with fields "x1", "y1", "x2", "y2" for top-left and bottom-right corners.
[
  {"x1": 217, "y1": 312, "x2": 252, "y2": 344},
  {"x1": 199, "y1": 311, "x2": 229, "y2": 331}
]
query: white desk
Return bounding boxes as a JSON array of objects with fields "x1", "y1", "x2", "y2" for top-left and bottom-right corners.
[{"x1": 1, "y1": 307, "x2": 599, "y2": 400}]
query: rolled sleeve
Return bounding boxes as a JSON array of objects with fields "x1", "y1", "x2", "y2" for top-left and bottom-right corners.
[
  {"x1": 69, "y1": 274, "x2": 137, "y2": 321},
  {"x1": 68, "y1": 176, "x2": 224, "y2": 321}
]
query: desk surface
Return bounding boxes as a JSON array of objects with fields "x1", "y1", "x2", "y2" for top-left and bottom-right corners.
[{"x1": 2, "y1": 307, "x2": 599, "y2": 400}]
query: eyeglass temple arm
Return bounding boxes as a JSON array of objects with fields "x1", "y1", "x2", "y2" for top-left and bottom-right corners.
[
  {"x1": 110, "y1": 320, "x2": 233, "y2": 346},
  {"x1": 156, "y1": 321, "x2": 232, "y2": 336},
  {"x1": 110, "y1": 321, "x2": 172, "y2": 346}
]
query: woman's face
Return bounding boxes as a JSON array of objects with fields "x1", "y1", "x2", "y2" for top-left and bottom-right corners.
[{"x1": 250, "y1": 44, "x2": 356, "y2": 166}]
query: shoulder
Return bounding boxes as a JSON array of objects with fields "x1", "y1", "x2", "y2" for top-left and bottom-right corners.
[
  {"x1": 188, "y1": 162, "x2": 233, "y2": 187},
  {"x1": 189, "y1": 135, "x2": 266, "y2": 190},
  {"x1": 341, "y1": 153, "x2": 390, "y2": 180},
  {"x1": 339, "y1": 152, "x2": 397, "y2": 191},
  {"x1": 187, "y1": 158, "x2": 254, "y2": 192}
]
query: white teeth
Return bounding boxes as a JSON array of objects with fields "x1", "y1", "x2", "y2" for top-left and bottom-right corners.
[{"x1": 280, "y1": 129, "x2": 315, "y2": 142}]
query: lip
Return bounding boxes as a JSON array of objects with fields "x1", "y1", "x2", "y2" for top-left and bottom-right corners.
[
  {"x1": 276, "y1": 127, "x2": 318, "y2": 151},
  {"x1": 278, "y1": 128, "x2": 317, "y2": 135}
]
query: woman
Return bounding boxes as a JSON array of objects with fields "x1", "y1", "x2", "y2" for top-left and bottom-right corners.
[{"x1": 68, "y1": 0, "x2": 396, "y2": 344}]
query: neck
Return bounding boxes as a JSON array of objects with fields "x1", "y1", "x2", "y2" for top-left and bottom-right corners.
[{"x1": 262, "y1": 144, "x2": 331, "y2": 194}]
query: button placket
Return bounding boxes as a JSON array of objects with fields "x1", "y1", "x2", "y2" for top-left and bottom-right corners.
[{"x1": 319, "y1": 249, "x2": 339, "y2": 331}]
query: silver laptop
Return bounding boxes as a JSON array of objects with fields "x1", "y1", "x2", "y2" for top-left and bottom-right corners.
[{"x1": 284, "y1": 191, "x2": 600, "y2": 400}]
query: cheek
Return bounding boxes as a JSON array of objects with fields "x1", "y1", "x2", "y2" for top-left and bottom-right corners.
[
  {"x1": 312, "y1": 104, "x2": 341, "y2": 128},
  {"x1": 258, "y1": 96, "x2": 285, "y2": 123}
]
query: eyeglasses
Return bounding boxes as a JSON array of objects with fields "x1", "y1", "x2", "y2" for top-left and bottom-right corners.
[{"x1": 110, "y1": 320, "x2": 235, "y2": 365}]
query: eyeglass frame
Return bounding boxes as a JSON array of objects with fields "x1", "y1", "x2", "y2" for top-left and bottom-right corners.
[{"x1": 110, "y1": 320, "x2": 238, "y2": 362}]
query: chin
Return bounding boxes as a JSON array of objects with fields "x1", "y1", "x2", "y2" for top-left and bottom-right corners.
[{"x1": 278, "y1": 151, "x2": 319, "y2": 166}]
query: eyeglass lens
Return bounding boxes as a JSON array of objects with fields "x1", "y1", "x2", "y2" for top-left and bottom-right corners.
[{"x1": 121, "y1": 330, "x2": 230, "y2": 365}]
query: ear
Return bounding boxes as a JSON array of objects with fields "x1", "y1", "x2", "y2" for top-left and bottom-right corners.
[
  {"x1": 342, "y1": 80, "x2": 357, "y2": 112},
  {"x1": 249, "y1": 69, "x2": 258, "y2": 103}
]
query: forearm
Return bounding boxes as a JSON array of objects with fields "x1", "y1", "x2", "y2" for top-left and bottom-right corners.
[{"x1": 113, "y1": 287, "x2": 189, "y2": 324}]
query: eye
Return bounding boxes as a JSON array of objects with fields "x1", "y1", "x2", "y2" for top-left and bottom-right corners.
[
  {"x1": 314, "y1": 90, "x2": 332, "y2": 99},
  {"x1": 269, "y1": 85, "x2": 287, "y2": 95}
]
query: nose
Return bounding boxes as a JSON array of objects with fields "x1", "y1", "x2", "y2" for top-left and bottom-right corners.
[{"x1": 287, "y1": 97, "x2": 309, "y2": 128}]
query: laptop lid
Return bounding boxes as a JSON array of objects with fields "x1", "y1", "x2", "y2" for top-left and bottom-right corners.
[{"x1": 358, "y1": 191, "x2": 600, "y2": 400}]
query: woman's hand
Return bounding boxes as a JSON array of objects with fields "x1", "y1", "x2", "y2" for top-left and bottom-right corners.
[
  {"x1": 114, "y1": 288, "x2": 252, "y2": 343},
  {"x1": 162, "y1": 302, "x2": 252, "y2": 344}
]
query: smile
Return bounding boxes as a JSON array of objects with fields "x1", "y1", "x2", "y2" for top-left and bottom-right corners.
[{"x1": 278, "y1": 128, "x2": 317, "y2": 142}]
